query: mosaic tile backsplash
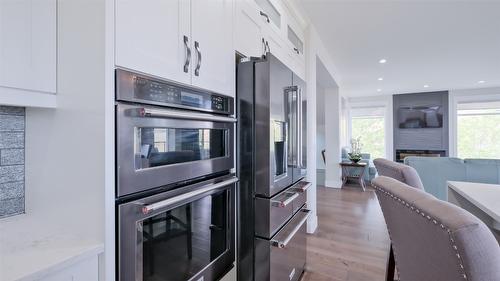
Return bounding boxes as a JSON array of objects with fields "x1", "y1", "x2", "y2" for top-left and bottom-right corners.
[{"x1": 0, "y1": 106, "x2": 25, "y2": 218}]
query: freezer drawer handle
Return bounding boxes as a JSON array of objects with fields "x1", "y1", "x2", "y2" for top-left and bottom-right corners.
[
  {"x1": 271, "y1": 192, "x2": 299, "y2": 208},
  {"x1": 272, "y1": 209, "x2": 311, "y2": 248},
  {"x1": 133, "y1": 107, "x2": 237, "y2": 123},
  {"x1": 292, "y1": 181, "x2": 311, "y2": 193},
  {"x1": 141, "y1": 177, "x2": 238, "y2": 215}
]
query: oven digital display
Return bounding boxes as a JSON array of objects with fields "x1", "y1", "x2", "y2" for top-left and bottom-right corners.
[{"x1": 181, "y1": 92, "x2": 203, "y2": 106}]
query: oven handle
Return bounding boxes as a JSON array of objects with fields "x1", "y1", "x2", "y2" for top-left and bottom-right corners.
[
  {"x1": 135, "y1": 107, "x2": 237, "y2": 123},
  {"x1": 271, "y1": 209, "x2": 311, "y2": 249},
  {"x1": 141, "y1": 177, "x2": 238, "y2": 215}
]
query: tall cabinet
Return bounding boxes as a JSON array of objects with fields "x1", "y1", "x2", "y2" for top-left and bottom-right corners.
[{"x1": 115, "y1": 0, "x2": 234, "y2": 96}]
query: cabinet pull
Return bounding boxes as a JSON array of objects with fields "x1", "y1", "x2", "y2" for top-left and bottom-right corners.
[
  {"x1": 293, "y1": 47, "x2": 300, "y2": 54},
  {"x1": 195, "y1": 41, "x2": 201, "y2": 76},
  {"x1": 259, "y1": 11, "x2": 270, "y2": 23},
  {"x1": 183, "y1": 35, "x2": 191, "y2": 73}
]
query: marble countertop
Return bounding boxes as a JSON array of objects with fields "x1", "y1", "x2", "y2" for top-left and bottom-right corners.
[
  {"x1": 448, "y1": 181, "x2": 500, "y2": 229},
  {"x1": 0, "y1": 214, "x2": 104, "y2": 281}
]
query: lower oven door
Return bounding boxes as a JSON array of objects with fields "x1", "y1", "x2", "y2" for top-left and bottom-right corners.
[
  {"x1": 118, "y1": 176, "x2": 237, "y2": 281},
  {"x1": 255, "y1": 208, "x2": 310, "y2": 281}
]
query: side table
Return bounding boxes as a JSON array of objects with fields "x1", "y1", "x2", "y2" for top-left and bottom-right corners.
[{"x1": 340, "y1": 162, "x2": 367, "y2": 191}]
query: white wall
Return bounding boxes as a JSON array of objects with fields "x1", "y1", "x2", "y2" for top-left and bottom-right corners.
[
  {"x1": 305, "y1": 25, "x2": 342, "y2": 233},
  {"x1": 25, "y1": 0, "x2": 105, "y2": 249},
  {"x1": 324, "y1": 87, "x2": 342, "y2": 188},
  {"x1": 449, "y1": 86, "x2": 500, "y2": 157}
]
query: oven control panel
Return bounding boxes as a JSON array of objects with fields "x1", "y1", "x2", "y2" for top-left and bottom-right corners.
[{"x1": 116, "y1": 69, "x2": 233, "y2": 115}]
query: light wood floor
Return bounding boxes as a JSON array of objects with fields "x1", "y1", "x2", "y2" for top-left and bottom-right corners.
[{"x1": 302, "y1": 185, "x2": 390, "y2": 281}]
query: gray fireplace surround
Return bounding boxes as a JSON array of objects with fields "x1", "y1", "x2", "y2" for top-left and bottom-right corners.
[
  {"x1": 0, "y1": 106, "x2": 25, "y2": 218},
  {"x1": 393, "y1": 91, "x2": 449, "y2": 161}
]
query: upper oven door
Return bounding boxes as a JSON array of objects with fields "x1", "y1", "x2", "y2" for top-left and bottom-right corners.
[{"x1": 117, "y1": 103, "x2": 236, "y2": 197}]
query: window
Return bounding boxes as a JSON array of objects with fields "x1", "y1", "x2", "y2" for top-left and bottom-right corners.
[
  {"x1": 457, "y1": 101, "x2": 500, "y2": 158},
  {"x1": 350, "y1": 107, "x2": 385, "y2": 159}
]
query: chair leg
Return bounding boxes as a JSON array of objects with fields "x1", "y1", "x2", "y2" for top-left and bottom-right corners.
[
  {"x1": 186, "y1": 204, "x2": 193, "y2": 259},
  {"x1": 386, "y1": 244, "x2": 396, "y2": 281}
]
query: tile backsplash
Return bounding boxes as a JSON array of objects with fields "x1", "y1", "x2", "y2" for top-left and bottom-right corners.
[{"x1": 0, "y1": 106, "x2": 25, "y2": 218}]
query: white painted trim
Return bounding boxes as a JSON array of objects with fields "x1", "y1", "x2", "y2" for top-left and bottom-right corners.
[
  {"x1": 281, "y1": 0, "x2": 309, "y2": 29},
  {"x1": 449, "y1": 87, "x2": 500, "y2": 157},
  {"x1": 103, "y1": 0, "x2": 116, "y2": 279},
  {"x1": 325, "y1": 180, "x2": 342, "y2": 188},
  {"x1": 307, "y1": 214, "x2": 318, "y2": 234},
  {"x1": 0, "y1": 86, "x2": 57, "y2": 108}
]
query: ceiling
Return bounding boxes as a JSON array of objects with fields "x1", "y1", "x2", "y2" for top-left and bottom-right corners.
[{"x1": 295, "y1": 0, "x2": 500, "y2": 97}]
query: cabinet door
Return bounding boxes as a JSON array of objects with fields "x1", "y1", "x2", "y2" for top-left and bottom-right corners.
[
  {"x1": 0, "y1": 0, "x2": 56, "y2": 93},
  {"x1": 191, "y1": 0, "x2": 234, "y2": 96},
  {"x1": 115, "y1": 0, "x2": 190, "y2": 85},
  {"x1": 235, "y1": 0, "x2": 265, "y2": 58}
]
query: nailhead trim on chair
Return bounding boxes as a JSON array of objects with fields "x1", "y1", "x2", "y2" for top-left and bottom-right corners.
[{"x1": 372, "y1": 183, "x2": 468, "y2": 280}]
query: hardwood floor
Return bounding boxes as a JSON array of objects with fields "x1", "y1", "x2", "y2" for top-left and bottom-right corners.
[{"x1": 302, "y1": 185, "x2": 390, "y2": 281}]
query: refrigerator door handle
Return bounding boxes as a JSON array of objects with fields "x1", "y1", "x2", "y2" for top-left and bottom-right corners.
[{"x1": 297, "y1": 87, "x2": 303, "y2": 169}]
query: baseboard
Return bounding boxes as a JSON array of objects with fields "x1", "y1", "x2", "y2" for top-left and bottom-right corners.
[
  {"x1": 307, "y1": 214, "x2": 318, "y2": 234},
  {"x1": 325, "y1": 180, "x2": 342, "y2": 188}
]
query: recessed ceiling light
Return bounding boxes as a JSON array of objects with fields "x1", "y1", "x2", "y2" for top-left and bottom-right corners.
[
  {"x1": 423, "y1": 85, "x2": 429, "y2": 88},
  {"x1": 379, "y1": 59, "x2": 387, "y2": 64},
  {"x1": 478, "y1": 80, "x2": 486, "y2": 84},
  {"x1": 377, "y1": 89, "x2": 382, "y2": 92},
  {"x1": 378, "y1": 77, "x2": 384, "y2": 81}
]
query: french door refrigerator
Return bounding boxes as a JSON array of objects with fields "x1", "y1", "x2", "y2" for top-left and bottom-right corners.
[{"x1": 237, "y1": 53, "x2": 311, "y2": 281}]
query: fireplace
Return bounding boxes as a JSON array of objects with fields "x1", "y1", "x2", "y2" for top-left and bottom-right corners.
[{"x1": 396, "y1": 149, "x2": 446, "y2": 163}]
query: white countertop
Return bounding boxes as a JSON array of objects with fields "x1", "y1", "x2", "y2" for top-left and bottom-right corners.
[
  {"x1": 0, "y1": 214, "x2": 104, "y2": 281},
  {"x1": 448, "y1": 181, "x2": 500, "y2": 228}
]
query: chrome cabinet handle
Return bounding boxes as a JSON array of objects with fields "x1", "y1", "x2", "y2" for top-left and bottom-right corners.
[
  {"x1": 141, "y1": 177, "x2": 238, "y2": 215},
  {"x1": 183, "y1": 35, "x2": 191, "y2": 73},
  {"x1": 271, "y1": 192, "x2": 299, "y2": 208},
  {"x1": 259, "y1": 11, "x2": 270, "y2": 23},
  {"x1": 293, "y1": 47, "x2": 300, "y2": 54},
  {"x1": 195, "y1": 41, "x2": 201, "y2": 76},
  {"x1": 133, "y1": 107, "x2": 237, "y2": 123},
  {"x1": 271, "y1": 209, "x2": 311, "y2": 248}
]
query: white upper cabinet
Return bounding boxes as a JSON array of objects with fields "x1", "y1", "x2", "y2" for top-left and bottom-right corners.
[
  {"x1": 191, "y1": 0, "x2": 234, "y2": 96},
  {"x1": 0, "y1": 0, "x2": 56, "y2": 94},
  {"x1": 115, "y1": 0, "x2": 191, "y2": 86},
  {"x1": 115, "y1": 0, "x2": 234, "y2": 97},
  {"x1": 234, "y1": 0, "x2": 306, "y2": 77},
  {"x1": 235, "y1": 0, "x2": 265, "y2": 58}
]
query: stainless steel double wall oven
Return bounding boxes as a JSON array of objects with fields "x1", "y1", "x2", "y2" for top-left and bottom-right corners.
[
  {"x1": 237, "y1": 53, "x2": 310, "y2": 281},
  {"x1": 116, "y1": 69, "x2": 237, "y2": 281}
]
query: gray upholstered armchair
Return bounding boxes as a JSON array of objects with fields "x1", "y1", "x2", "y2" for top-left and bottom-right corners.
[
  {"x1": 372, "y1": 176, "x2": 500, "y2": 281},
  {"x1": 373, "y1": 158, "x2": 424, "y2": 190}
]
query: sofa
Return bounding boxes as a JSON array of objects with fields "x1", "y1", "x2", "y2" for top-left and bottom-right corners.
[
  {"x1": 404, "y1": 157, "x2": 500, "y2": 200},
  {"x1": 341, "y1": 147, "x2": 377, "y2": 182}
]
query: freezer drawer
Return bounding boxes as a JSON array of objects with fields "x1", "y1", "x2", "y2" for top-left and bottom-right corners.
[
  {"x1": 255, "y1": 181, "x2": 310, "y2": 239},
  {"x1": 255, "y1": 208, "x2": 310, "y2": 281}
]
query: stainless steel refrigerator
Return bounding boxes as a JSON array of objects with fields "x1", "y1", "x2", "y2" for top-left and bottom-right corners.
[{"x1": 237, "y1": 53, "x2": 311, "y2": 281}]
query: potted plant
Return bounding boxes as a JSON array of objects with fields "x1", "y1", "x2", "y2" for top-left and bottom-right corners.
[{"x1": 348, "y1": 137, "x2": 363, "y2": 163}]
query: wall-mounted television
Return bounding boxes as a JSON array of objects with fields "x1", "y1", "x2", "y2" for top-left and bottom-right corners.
[{"x1": 398, "y1": 105, "x2": 443, "y2": 128}]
